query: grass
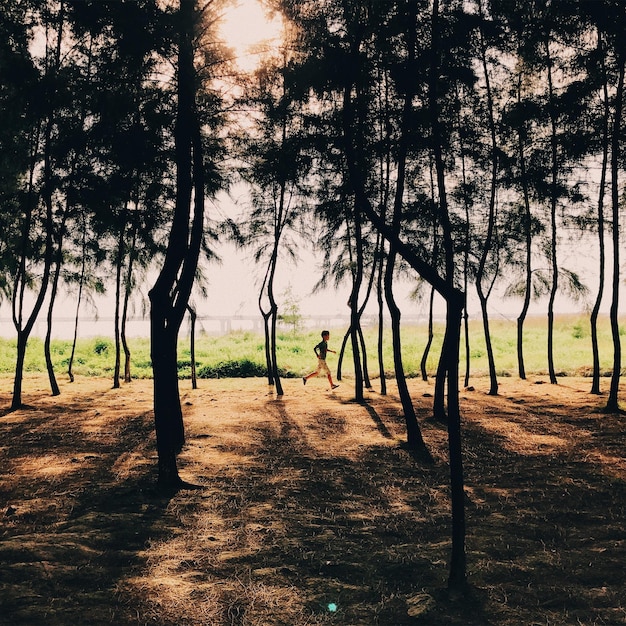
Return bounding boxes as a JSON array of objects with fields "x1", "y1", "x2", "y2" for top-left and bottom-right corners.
[{"x1": 0, "y1": 314, "x2": 619, "y2": 381}]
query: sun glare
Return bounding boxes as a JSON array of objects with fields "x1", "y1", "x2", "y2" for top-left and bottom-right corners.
[{"x1": 220, "y1": 0, "x2": 282, "y2": 72}]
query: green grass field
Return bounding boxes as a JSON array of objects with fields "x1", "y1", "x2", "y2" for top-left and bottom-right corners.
[{"x1": 0, "y1": 314, "x2": 620, "y2": 381}]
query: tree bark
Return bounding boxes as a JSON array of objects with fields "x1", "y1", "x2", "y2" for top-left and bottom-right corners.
[
  {"x1": 590, "y1": 29, "x2": 610, "y2": 395},
  {"x1": 605, "y1": 52, "x2": 624, "y2": 412},
  {"x1": 150, "y1": 0, "x2": 205, "y2": 488}
]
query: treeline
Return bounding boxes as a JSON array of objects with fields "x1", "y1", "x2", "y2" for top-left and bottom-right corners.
[{"x1": 1, "y1": 0, "x2": 625, "y2": 591}]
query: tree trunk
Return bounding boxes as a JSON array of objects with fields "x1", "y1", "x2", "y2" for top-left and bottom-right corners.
[
  {"x1": 44, "y1": 236, "x2": 63, "y2": 397},
  {"x1": 590, "y1": 29, "x2": 610, "y2": 395},
  {"x1": 113, "y1": 212, "x2": 126, "y2": 389},
  {"x1": 385, "y1": 250, "x2": 427, "y2": 453},
  {"x1": 187, "y1": 305, "x2": 197, "y2": 390},
  {"x1": 475, "y1": 1, "x2": 499, "y2": 396},
  {"x1": 376, "y1": 238, "x2": 387, "y2": 395},
  {"x1": 421, "y1": 285, "x2": 435, "y2": 382},
  {"x1": 444, "y1": 295, "x2": 466, "y2": 590},
  {"x1": 546, "y1": 37, "x2": 559, "y2": 385},
  {"x1": 121, "y1": 216, "x2": 138, "y2": 384},
  {"x1": 68, "y1": 221, "x2": 86, "y2": 383},
  {"x1": 150, "y1": 0, "x2": 205, "y2": 488},
  {"x1": 515, "y1": 69, "x2": 533, "y2": 381},
  {"x1": 605, "y1": 53, "x2": 624, "y2": 412}
]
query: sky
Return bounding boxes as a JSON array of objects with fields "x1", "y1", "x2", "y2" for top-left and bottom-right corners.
[{"x1": 6, "y1": 0, "x2": 604, "y2": 339}]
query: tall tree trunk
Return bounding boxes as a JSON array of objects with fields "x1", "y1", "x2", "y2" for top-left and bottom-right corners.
[
  {"x1": 68, "y1": 217, "x2": 87, "y2": 383},
  {"x1": 546, "y1": 37, "x2": 559, "y2": 385},
  {"x1": 122, "y1": 216, "x2": 138, "y2": 384},
  {"x1": 113, "y1": 211, "x2": 126, "y2": 389},
  {"x1": 590, "y1": 29, "x2": 610, "y2": 395},
  {"x1": 475, "y1": 0, "x2": 499, "y2": 396},
  {"x1": 384, "y1": 250, "x2": 426, "y2": 453},
  {"x1": 605, "y1": 53, "x2": 624, "y2": 413},
  {"x1": 516, "y1": 65, "x2": 533, "y2": 381},
  {"x1": 376, "y1": 237, "x2": 387, "y2": 394},
  {"x1": 150, "y1": 0, "x2": 204, "y2": 488},
  {"x1": 11, "y1": 4, "x2": 62, "y2": 410},
  {"x1": 44, "y1": 220, "x2": 66, "y2": 397},
  {"x1": 429, "y1": 0, "x2": 467, "y2": 590},
  {"x1": 349, "y1": 201, "x2": 365, "y2": 402}
]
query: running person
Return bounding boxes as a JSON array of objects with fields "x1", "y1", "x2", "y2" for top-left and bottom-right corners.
[{"x1": 303, "y1": 330, "x2": 339, "y2": 390}]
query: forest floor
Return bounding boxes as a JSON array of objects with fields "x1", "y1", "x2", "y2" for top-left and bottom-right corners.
[{"x1": 0, "y1": 373, "x2": 625, "y2": 625}]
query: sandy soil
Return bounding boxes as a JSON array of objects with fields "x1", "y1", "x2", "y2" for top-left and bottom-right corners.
[{"x1": 0, "y1": 373, "x2": 625, "y2": 625}]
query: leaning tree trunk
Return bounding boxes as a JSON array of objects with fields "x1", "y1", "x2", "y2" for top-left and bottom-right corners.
[
  {"x1": 421, "y1": 285, "x2": 435, "y2": 382},
  {"x1": 113, "y1": 212, "x2": 126, "y2": 390},
  {"x1": 475, "y1": 5, "x2": 499, "y2": 396},
  {"x1": 121, "y1": 217, "x2": 138, "y2": 384},
  {"x1": 590, "y1": 29, "x2": 610, "y2": 395},
  {"x1": 68, "y1": 218, "x2": 87, "y2": 383},
  {"x1": 349, "y1": 203, "x2": 365, "y2": 402},
  {"x1": 150, "y1": 0, "x2": 205, "y2": 488},
  {"x1": 605, "y1": 53, "x2": 624, "y2": 413},
  {"x1": 514, "y1": 65, "x2": 534, "y2": 381},
  {"x1": 376, "y1": 236, "x2": 387, "y2": 395},
  {"x1": 546, "y1": 37, "x2": 559, "y2": 385},
  {"x1": 385, "y1": 248, "x2": 427, "y2": 454},
  {"x1": 187, "y1": 305, "x2": 197, "y2": 390}
]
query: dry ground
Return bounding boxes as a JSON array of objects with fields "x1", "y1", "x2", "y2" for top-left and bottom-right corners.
[{"x1": 0, "y1": 373, "x2": 625, "y2": 625}]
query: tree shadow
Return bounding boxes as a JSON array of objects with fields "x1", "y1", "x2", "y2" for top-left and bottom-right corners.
[{"x1": 0, "y1": 395, "x2": 177, "y2": 626}]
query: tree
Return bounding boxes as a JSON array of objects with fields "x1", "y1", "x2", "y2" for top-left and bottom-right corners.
[
  {"x1": 149, "y1": 0, "x2": 225, "y2": 487},
  {"x1": 234, "y1": 50, "x2": 310, "y2": 395}
]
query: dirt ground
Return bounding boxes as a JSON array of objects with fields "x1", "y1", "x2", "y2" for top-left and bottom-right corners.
[{"x1": 0, "y1": 373, "x2": 625, "y2": 625}]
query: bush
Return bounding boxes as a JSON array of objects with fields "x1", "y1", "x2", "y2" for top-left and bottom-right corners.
[
  {"x1": 93, "y1": 339, "x2": 112, "y2": 355},
  {"x1": 197, "y1": 359, "x2": 267, "y2": 378},
  {"x1": 196, "y1": 359, "x2": 298, "y2": 379}
]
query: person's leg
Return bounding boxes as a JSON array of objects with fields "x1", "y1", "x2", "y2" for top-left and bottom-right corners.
[{"x1": 303, "y1": 361, "x2": 321, "y2": 384}]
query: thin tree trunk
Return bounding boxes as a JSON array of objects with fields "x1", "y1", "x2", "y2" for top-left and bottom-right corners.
[
  {"x1": 44, "y1": 223, "x2": 65, "y2": 397},
  {"x1": 605, "y1": 53, "x2": 624, "y2": 413},
  {"x1": 376, "y1": 237, "x2": 387, "y2": 394},
  {"x1": 113, "y1": 211, "x2": 126, "y2": 389},
  {"x1": 546, "y1": 37, "x2": 559, "y2": 385},
  {"x1": 516, "y1": 64, "x2": 533, "y2": 381},
  {"x1": 121, "y1": 216, "x2": 138, "y2": 384},
  {"x1": 429, "y1": 0, "x2": 466, "y2": 590},
  {"x1": 385, "y1": 250, "x2": 426, "y2": 453},
  {"x1": 421, "y1": 285, "x2": 435, "y2": 382},
  {"x1": 591, "y1": 29, "x2": 610, "y2": 395},
  {"x1": 68, "y1": 218, "x2": 87, "y2": 383},
  {"x1": 187, "y1": 305, "x2": 197, "y2": 390},
  {"x1": 475, "y1": 0, "x2": 499, "y2": 396}
]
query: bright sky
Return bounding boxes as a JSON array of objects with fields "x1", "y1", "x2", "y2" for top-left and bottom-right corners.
[{"x1": 219, "y1": 0, "x2": 282, "y2": 72}]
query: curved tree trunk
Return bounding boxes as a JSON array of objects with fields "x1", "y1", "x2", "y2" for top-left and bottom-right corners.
[
  {"x1": 44, "y1": 225, "x2": 65, "y2": 397},
  {"x1": 475, "y1": 2, "x2": 499, "y2": 396},
  {"x1": 513, "y1": 62, "x2": 534, "y2": 381},
  {"x1": 605, "y1": 53, "x2": 624, "y2": 413},
  {"x1": 590, "y1": 29, "x2": 610, "y2": 395},
  {"x1": 150, "y1": 0, "x2": 205, "y2": 488},
  {"x1": 385, "y1": 249, "x2": 426, "y2": 452},
  {"x1": 68, "y1": 219, "x2": 87, "y2": 383},
  {"x1": 546, "y1": 37, "x2": 559, "y2": 385},
  {"x1": 187, "y1": 305, "x2": 197, "y2": 390},
  {"x1": 113, "y1": 210, "x2": 126, "y2": 390},
  {"x1": 376, "y1": 237, "x2": 387, "y2": 394},
  {"x1": 421, "y1": 285, "x2": 435, "y2": 382},
  {"x1": 121, "y1": 216, "x2": 138, "y2": 384}
]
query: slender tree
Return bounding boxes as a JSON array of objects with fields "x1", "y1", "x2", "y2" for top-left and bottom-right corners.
[{"x1": 150, "y1": 0, "x2": 225, "y2": 487}]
